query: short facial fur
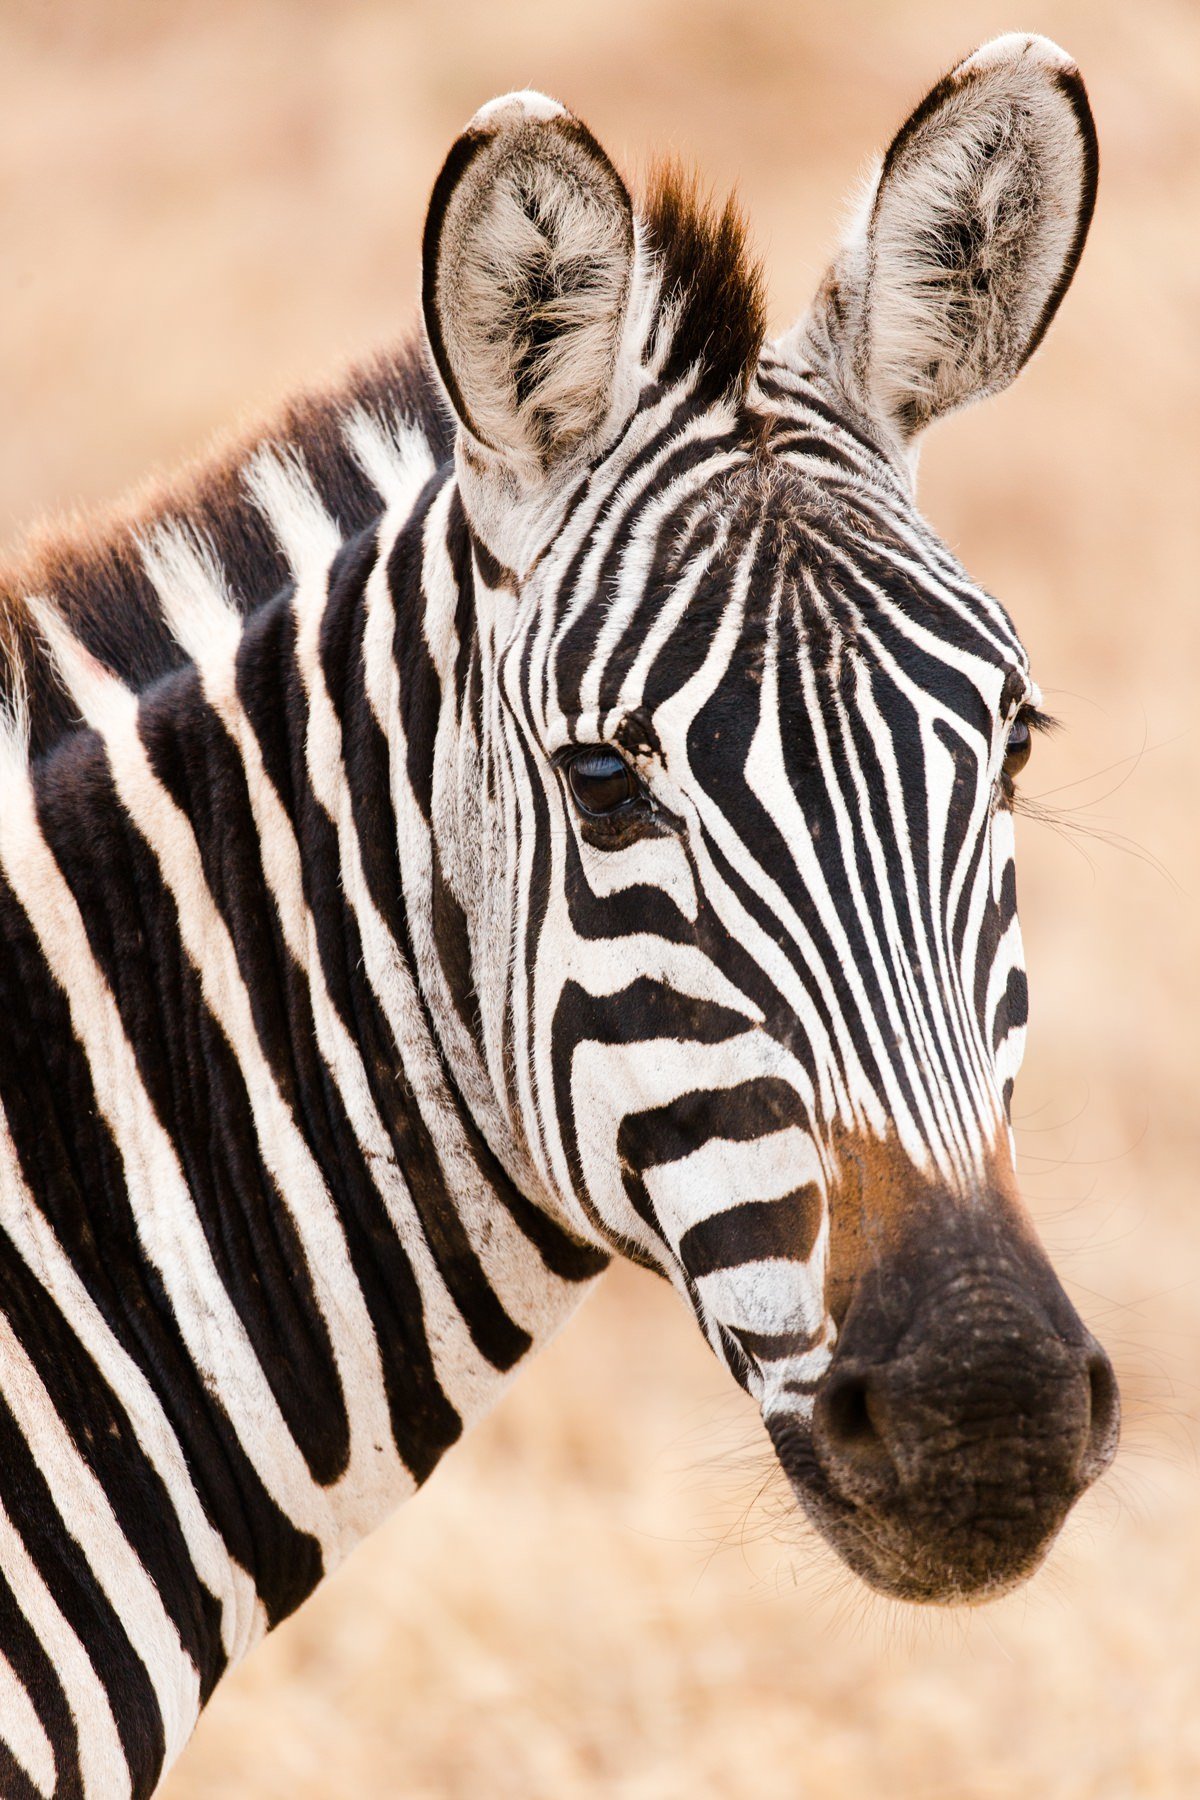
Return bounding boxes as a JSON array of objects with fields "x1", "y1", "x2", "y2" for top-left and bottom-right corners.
[{"x1": 419, "y1": 39, "x2": 1116, "y2": 1602}]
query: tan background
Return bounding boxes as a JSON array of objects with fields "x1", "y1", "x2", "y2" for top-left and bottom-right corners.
[{"x1": 2, "y1": 1, "x2": 1197, "y2": 1795}]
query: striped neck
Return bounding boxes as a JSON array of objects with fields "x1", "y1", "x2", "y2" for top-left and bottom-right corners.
[{"x1": 0, "y1": 443, "x2": 605, "y2": 1793}]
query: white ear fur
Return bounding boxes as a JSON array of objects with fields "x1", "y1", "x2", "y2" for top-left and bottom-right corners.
[
  {"x1": 788, "y1": 35, "x2": 1098, "y2": 452},
  {"x1": 422, "y1": 92, "x2": 636, "y2": 477}
]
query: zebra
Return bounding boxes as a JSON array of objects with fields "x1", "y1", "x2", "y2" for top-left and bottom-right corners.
[{"x1": 0, "y1": 32, "x2": 1118, "y2": 1797}]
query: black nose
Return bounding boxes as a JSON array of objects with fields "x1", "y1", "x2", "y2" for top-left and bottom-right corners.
[
  {"x1": 766, "y1": 1161, "x2": 1123, "y2": 1603},
  {"x1": 814, "y1": 1329, "x2": 1119, "y2": 1512},
  {"x1": 802, "y1": 1262, "x2": 1120, "y2": 1602}
]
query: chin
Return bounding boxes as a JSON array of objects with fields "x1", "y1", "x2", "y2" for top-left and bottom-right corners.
[{"x1": 769, "y1": 1410, "x2": 1082, "y2": 1608}]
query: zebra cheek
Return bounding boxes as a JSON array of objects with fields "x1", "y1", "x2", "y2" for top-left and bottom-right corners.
[{"x1": 675, "y1": 1181, "x2": 832, "y2": 1386}]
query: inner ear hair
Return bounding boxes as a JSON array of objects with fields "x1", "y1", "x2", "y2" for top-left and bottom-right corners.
[
  {"x1": 814, "y1": 35, "x2": 1099, "y2": 445},
  {"x1": 422, "y1": 94, "x2": 635, "y2": 470}
]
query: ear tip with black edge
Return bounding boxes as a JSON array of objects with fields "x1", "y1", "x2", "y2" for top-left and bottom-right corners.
[
  {"x1": 949, "y1": 34, "x2": 1096, "y2": 141},
  {"x1": 955, "y1": 33, "x2": 1080, "y2": 81},
  {"x1": 463, "y1": 90, "x2": 570, "y2": 138}
]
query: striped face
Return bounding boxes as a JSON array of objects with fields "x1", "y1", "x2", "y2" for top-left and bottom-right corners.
[
  {"x1": 492, "y1": 432, "x2": 1033, "y2": 1393},
  {"x1": 426, "y1": 43, "x2": 1118, "y2": 1603}
]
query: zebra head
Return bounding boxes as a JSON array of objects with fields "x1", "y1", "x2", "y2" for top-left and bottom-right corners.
[{"x1": 420, "y1": 37, "x2": 1118, "y2": 1603}]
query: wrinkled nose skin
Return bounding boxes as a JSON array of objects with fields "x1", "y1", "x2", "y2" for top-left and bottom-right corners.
[{"x1": 771, "y1": 1201, "x2": 1120, "y2": 1604}]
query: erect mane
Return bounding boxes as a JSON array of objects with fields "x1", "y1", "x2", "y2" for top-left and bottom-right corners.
[
  {"x1": 0, "y1": 340, "x2": 451, "y2": 759},
  {"x1": 641, "y1": 160, "x2": 767, "y2": 404}
]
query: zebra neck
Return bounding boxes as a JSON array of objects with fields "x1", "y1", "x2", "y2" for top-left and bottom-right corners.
[{"x1": 0, "y1": 486, "x2": 606, "y2": 1787}]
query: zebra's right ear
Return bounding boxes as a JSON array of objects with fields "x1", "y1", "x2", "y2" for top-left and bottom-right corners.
[{"x1": 422, "y1": 93, "x2": 637, "y2": 480}]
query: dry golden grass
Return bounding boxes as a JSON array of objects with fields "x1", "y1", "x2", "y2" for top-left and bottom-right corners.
[{"x1": 2, "y1": 1, "x2": 1197, "y2": 1794}]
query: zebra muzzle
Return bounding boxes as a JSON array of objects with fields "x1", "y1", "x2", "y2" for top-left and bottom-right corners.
[{"x1": 769, "y1": 1188, "x2": 1120, "y2": 1604}]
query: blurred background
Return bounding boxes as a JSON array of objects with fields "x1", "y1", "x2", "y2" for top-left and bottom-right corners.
[{"x1": 2, "y1": 1, "x2": 1197, "y2": 1795}]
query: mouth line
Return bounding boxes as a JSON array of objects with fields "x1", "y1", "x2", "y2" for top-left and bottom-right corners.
[
  {"x1": 766, "y1": 1411, "x2": 1067, "y2": 1605},
  {"x1": 767, "y1": 1411, "x2": 859, "y2": 1540}
]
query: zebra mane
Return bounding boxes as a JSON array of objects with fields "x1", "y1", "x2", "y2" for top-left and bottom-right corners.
[
  {"x1": 0, "y1": 342, "x2": 452, "y2": 759},
  {"x1": 641, "y1": 162, "x2": 766, "y2": 403},
  {"x1": 0, "y1": 162, "x2": 763, "y2": 761}
]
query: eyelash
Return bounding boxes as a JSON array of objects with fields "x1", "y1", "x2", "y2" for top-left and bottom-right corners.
[{"x1": 999, "y1": 703, "x2": 1055, "y2": 801}]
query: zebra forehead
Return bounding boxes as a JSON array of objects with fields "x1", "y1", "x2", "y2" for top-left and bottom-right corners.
[{"x1": 538, "y1": 462, "x2": 1027, "y2": 718}]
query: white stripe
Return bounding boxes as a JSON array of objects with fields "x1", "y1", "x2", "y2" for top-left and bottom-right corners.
[
  {"x1": 289, "y1": 475, "x2": 584, "y2": 1339},
  {"x1": 139, "y1": 522, "x2": 242, "y2": 664},
  {"x1": 0, "y1": 759, "x2": 342, "y2": 1556},
  {"x1": 644, "y1": 1128, "x2": 823, "y2": 1243},
  {"x1": 342, "y1": 407, "x2": 436, "y2": 512},
  {"x1": 696, "y1": 1260, "x2": 825, "y2": 1336},
  {"x1": 0, "y1": 1107, "x2": 259, "y2": 1668},
  {"x1": 72, "y1": 673, "x2": 411, "y2": 1543},
  {"x1": 244, "y1": 446, "x2": 342, "y2": 578},
  {"x1": 144, "y1": 556, "x2": 504, "y2": 1427},
  {"x1": 0, "y1": 1493, "x2": 130, "y2": 1799},
  {"x1": 0, "y1": 1305, "x2": 201, "y2": 1768},
  {"x1": 0, "y1": 1648, "x2": 55, "y2": 1796}
]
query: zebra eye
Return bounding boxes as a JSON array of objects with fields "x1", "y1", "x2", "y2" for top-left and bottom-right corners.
[
  {"x1": 566, "y1": 746, "x2": 639, "y2": 817},
  {"x1": 1004, "y1": 714, "x2": 1033, "y2": 780}
]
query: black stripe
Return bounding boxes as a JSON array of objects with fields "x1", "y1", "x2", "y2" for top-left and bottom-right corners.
[
  {"x1": 679, "y1": 1187, "x2": 822, "y2": 1277},
  {"x1": 231, "y1": 575, "x2": 468, "y2": 1474},
  {"x1": 0, "y1": 1385, "x2": 163, "y2": 1793},
  {"x1": 41, "y1": 715, "x2": 353, "y2": 1492},
  {"x1": 8, "y1": 759, "x2": 325, "y2": 1630},
  {"x1": 614, "y1": 1080, "x2": 811, "y2": 1246},
  {"x1": 0, "y1": 1215, "x2": 225, "y2": 1705},
  {"x1": 552, "y1": 421, "x2": 744, "y2": 720},
  {"x1": 0, "y1": 1555, "x2": 84, "y2": 1800},
  {"x1": 731, "y1": 1325, "x2": 821, "y2": 1363}
]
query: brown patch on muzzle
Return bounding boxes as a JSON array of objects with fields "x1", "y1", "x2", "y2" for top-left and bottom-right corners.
[{"x1": 771, "y1": 1127, "x2": 1119, "y2": 1604}]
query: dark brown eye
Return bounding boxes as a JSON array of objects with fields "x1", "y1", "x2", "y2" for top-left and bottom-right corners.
[
  {"x1": 1004, "y1": 715, "x2": 1033, "y2": 780},
  {"x1": 567, "y1": 746, "x2": 639, "y2": 817}
]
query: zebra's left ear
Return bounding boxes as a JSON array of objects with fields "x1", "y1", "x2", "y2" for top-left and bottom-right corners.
[
  {"x1": 422, "y1": 92, "x2": 637, "y2": 480},
  {"x1": 789, "y1": 35, "x2": 1098, "y2": 453}
]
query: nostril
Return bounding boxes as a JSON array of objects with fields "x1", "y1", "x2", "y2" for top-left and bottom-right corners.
[
  {"x1": 1081, "y1": 1350, "x2": 1120, "y2": 1482},
  {"x1": 826, "y1": 1374, "x2": 877, "y2": 1449},
  {"x1": 817, "y1": 1368, "x2": 897, "y2": 1497}
]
